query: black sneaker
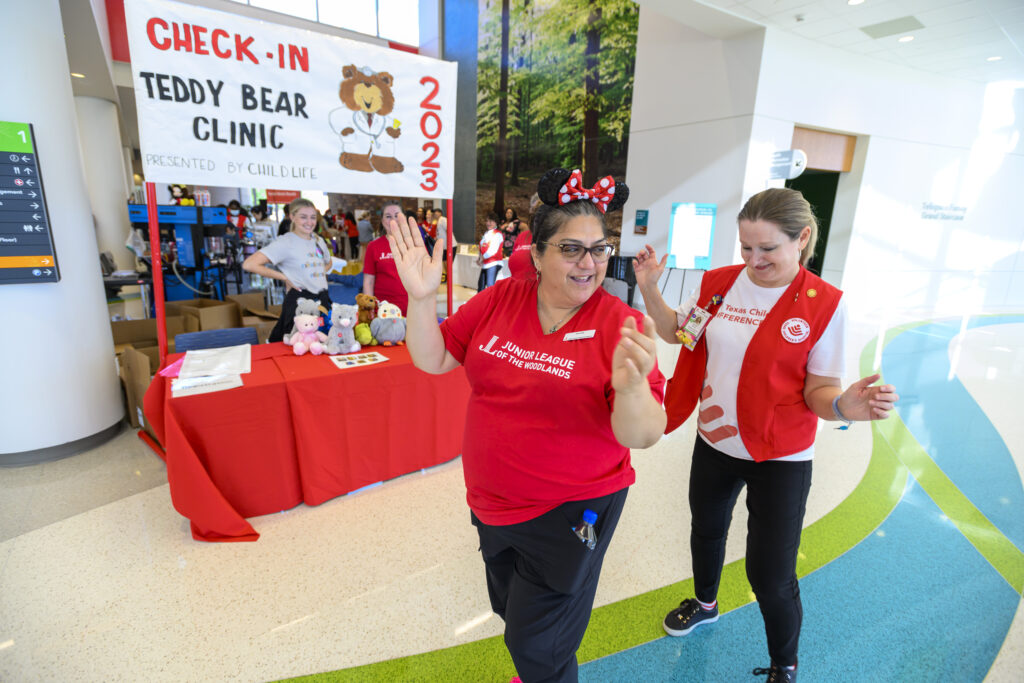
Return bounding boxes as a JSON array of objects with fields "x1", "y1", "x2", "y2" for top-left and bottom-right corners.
[
  {"x1": 752, "y1": 661, "x2": 797, "y2": 682},
  {"x1": 662, "y1": 597, "x2": 719, "y2": 636}
]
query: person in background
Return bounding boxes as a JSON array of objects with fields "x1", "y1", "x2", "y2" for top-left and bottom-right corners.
[
  {"x1": 315, "y1": 211, "x2": 340, "y2": 256},
  {"x1": 477, "y1": 212, "x2": 504, "y2": 291},
  {"x1": 416, "y1": 207, "x2": 433, "y2": 239},
  {"x1": 500, "y1": 207, "x2": 521, "y2": 257},
  {"x1": 362, "y1": 201, "x2": 410, "y2": 315},
  {"x1": 356, "y1": 211, "x2": 373, "y2": 261},
  {"x1": 243, "y1": 197, "x2": 332, "y2": 343},
  {"x1": 344, "y1": 211, "x2": 360, "y2": 261},
  {"x1": 249, "y1": 204, "x2": 276, "y2": 246},
  {"x1": 277, "y1": 203, "x2": 292, "y2": 236},
  {"x1": 508, "y1": 213, "x2": 536, "y2": 281},
  {"x1": 226, "y1": 200, "x2": 248, "y2": 238},
  {"x1": 634, "y1": 188, "x2": 899, "y2": 683},
  {"x1": 387, "y1": 167, "x2": 665, "y2": 683}
]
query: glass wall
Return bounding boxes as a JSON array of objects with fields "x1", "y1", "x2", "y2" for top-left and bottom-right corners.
[{"x1": 226, "y1": 0, "x2": 420, "y2": 45}]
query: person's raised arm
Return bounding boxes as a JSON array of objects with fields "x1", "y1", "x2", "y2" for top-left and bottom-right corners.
[
  {"x1": 388, "y1": 215, "x2": 460, "y2": 374},
  {"x1": 610, "y1": 315, "x2": 667, "y2": 448},
  {"x1": 632, "y1": 245, "x2": 679, "y2": 344}
]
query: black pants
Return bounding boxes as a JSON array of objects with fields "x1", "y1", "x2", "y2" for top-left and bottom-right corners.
[
  {"x1": 689, "y1": 437, "x2": 812, "y2": 667},
  {"x1": 268, "y1": 288, "x2": 331, "y2": 343},
  {"x1": 472, "y1": 488, "x2": 628, "y2": 683}
]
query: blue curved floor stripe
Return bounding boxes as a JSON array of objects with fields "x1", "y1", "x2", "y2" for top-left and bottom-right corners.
[
  {"x1": 580, "y1": 317, "x2": 1024, "y2": 681},
  {"x1": 581, "y1": 480, "x2": 1019, "y2": 682},
  {"x1": 880, "y1": 315, "x2": 1024, "y2": 551}
]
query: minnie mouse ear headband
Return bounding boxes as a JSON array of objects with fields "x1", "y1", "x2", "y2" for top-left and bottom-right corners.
[{"x1": 537, "y1": 168, "x2": 629, "y2": 214}]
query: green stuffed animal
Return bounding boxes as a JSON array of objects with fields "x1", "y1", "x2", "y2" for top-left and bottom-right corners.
[{"x1": 354, "y1": 322, "x2": 377, "y2": 346}]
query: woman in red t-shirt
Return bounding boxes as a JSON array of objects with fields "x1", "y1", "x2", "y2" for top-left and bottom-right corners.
[
  {"x1": 362, "y1": 202, "x2": 409, "y2": 315},
  {"x1": 387, "y1": 168, "x2": 667, "y2": 683}
]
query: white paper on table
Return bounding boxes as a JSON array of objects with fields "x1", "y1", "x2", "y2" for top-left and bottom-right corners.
[
  {"x1": 171, "y1": 374, "x2": 244, "y2": 397},
  {"x1": 178, "y1": 344, "x2": 252, "y2": 379}
]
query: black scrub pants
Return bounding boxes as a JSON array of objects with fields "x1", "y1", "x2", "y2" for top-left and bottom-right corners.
[
  {"x1": 472, "y1": 488, "x2": 628, "y2": 683},
  {"x1": 689, "y1": 436, "x2": 812, "y2": 668},
  {"x1": 268, "y1": 288, "x2": 331, "y2": 343}
]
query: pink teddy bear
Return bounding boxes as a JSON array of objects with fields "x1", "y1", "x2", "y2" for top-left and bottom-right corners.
[{"x1": 288, "y1": 313, "x2": 327, "y2": 355}]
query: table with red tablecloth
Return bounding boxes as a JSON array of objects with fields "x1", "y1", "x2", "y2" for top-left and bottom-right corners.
[{"x1": 143, "y1": 343, "x2": 470, "y2": 542}]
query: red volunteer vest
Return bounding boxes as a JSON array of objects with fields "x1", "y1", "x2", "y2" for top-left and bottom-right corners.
[
  {"x1": 482, "y1": 231, "x2": 504, "y2": 267},
  {"x1": 664, "y1": 265, "x2": 841, "y2": 461}
]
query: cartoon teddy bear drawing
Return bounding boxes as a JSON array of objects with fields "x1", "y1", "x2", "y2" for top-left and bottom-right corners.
[{"x1": 328, "y1": 65, "x2": 404, "y2": 175}]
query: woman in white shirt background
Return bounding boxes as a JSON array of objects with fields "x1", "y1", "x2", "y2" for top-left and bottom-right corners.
[{"x1": 477, "y1": 211, "x2": 504, "y2": 291}]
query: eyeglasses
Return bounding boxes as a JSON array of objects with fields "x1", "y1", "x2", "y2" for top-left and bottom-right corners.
[{"x1": 540, "y1": 242, "x2": 615, "y2": 263}]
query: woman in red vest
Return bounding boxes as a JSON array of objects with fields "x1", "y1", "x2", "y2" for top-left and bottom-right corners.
[{"x1": 634, "y1": 188, "x2": 898, "y2": 683}]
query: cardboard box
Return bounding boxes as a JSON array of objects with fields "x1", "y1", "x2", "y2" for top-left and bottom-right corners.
[
  {"x1": 165, "y1": 298, "x2": 242, "y2": 331},
  {"x1": 242, "y1": 315, "x2": 277, "y2": 344},
  {"x1": 120, "y1": 346, "x2": 159, "y2": 442},
  {"x1": 110, "y1": 316, "x2": 185, "y2": 440},
  {"x1": 110, "y1": 316, "x2": 185, "y2": 354},
  {"x1": 227, "y1": 292, "x2": 280, "y2": 320}
]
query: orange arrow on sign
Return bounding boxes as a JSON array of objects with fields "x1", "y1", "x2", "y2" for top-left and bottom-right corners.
[{"x1": 0, "y1": 255, "x2": 54, "y2": 268}]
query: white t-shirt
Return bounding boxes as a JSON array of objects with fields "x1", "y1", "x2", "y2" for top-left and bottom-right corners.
[
  {"x1": 258, "y1": 232, "x2": 331, "y2": 294},
  {"x1": 675, "y1": 268, "x2": 846, "y2": 461},
  {"x1": 479, "y1": 229, "x2": 504, "y2": 268}
]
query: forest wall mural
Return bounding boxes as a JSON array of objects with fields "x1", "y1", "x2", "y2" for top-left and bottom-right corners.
[{"x1": 475, "y1": 0, "x2": 639, "y2": 239}]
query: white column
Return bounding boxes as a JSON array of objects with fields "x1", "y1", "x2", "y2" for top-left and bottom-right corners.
[
  {"x1": 0, "y1": 0, "x2": 123, "y2": 460},
  {"x1": 74, "y1": 96, "x2": 134, "y2": 270}
]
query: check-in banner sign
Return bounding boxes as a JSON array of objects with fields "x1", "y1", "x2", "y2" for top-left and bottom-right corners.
[{"x1": 124, "y1": 0, "x2": 457, "y2": 198}]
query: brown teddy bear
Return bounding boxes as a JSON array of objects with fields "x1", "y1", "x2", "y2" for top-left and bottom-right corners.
[
  {"x1": 355, "y1": 292, "x2": 379, "y2": 326},
  {"x1": 328, "y1": 65, "x2": 404, "y2": 174}
]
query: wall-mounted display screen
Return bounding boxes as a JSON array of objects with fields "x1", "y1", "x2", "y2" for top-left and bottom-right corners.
[{"x1": 667, "y1": 202, "x2": 715, "y2": 270}]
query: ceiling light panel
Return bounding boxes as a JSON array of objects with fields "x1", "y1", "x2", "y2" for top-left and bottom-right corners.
[{"x1": 860, "y1": 16, "x2": 926, "y2": 40}]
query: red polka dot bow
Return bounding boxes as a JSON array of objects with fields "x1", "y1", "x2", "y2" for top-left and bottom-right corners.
[{"x1": 558, "y1": 169, "x2": 616, "y2": 213}]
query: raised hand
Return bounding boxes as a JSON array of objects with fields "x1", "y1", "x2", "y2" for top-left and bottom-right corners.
[
  {"x1": 632, "y1": 245, "x2": 667, "y2": 290},
  {"x1": 612, "y1": 315, "x2": 658, "y2": 395},
  {"x1": 387, "y1": 214, "x2": 445, "y2": 301},
  {"x1": 837, "y1": 374, "x2": 899, "y2": 422}
]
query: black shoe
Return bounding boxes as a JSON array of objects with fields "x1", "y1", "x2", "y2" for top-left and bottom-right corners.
[
  {"x1": 662, "y1": 597, "x2": 719, "y2": 636},
  {"x1": 752, "y1": 661, "x2": 796, "y2": 682}
]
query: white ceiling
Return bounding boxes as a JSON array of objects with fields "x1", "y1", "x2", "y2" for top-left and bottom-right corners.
[{"x1": 699, "y1": 0, "x2": 1024, "y2": 84}]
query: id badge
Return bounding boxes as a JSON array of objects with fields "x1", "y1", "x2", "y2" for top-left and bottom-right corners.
[{"x1": 676, "y1": 305, "x2": 711, "y2": 351}]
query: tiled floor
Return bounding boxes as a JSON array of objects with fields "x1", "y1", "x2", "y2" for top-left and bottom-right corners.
[{"x1": 0, "y1": 299, "x2": 1020, "y2": 682}]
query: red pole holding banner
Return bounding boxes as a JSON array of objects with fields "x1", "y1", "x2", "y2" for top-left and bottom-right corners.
[
  {"x1": 145, "y1": 181, "x2": 168, "y2": 364},
  {"x1": 446, "y1": 198, "x2": 454, "y2": 317}
]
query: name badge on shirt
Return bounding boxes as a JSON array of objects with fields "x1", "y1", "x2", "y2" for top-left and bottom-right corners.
[
  {"x1": 563, "y1": 329, "x2": 596, "y2": 341},
  {"x1": 677, "y1": 305, "x2": 711, "y2": 351}
]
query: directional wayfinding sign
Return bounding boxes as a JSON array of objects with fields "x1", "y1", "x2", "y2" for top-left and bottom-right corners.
[{"x1": 0, "y1": 121, "x2": 59, "y2": 284}]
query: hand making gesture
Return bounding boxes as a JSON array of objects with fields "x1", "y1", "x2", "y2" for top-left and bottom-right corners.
[
  {"x1": 836, "y1": 374, "x2": 899, "y2": 422},
  {"x1": 611, "y1": 315, "x2": 659, "y2": 395},
  {"x1": 386, "y1": 215, "x2": 446, "y2": 302},
  {"x1": 633, "y1": 244, "x2": 667, "y2": 291}
]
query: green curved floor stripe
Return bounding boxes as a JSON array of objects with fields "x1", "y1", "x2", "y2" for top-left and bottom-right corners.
[
  {"x1": 277, "y1": 329, "x2": 915, "y2": 683},
  {"x1": 874, "y1": 316, "x2": 1024, "y2": 592}
]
